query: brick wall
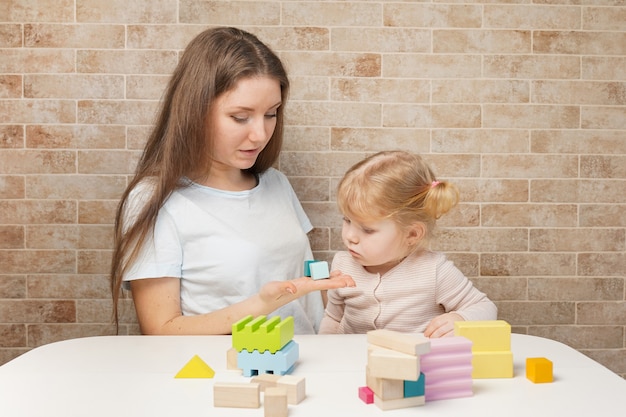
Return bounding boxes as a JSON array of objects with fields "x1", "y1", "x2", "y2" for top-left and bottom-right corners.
[{"x1": 0, "y1": 1, "x2": 624, "y2": 377}]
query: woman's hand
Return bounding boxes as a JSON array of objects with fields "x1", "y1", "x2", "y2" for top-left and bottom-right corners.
[
  {"x1": 259, "y1": 270, "x2": 355, "y2": 303},
  {"x1": 424, "y1": 312, "x2": 464, "y2": 338}
]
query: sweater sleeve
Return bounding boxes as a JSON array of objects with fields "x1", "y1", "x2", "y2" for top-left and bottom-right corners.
[{"x1": 435, "y1": 254, "x2": 498, "y2": 321}]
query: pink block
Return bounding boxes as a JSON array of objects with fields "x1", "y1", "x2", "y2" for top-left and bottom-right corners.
[
  {"x1": 425, "y1": 378, "x2": 473, "y2": 402},
  {"x1": 427, "y1": 336, "x2": 473, "y2": 353},
  {"x1": 420, "y1": 351, "x2": 473, "y2": 371},
  {"x1": 358, "y1": 386, "x2": 374, "y2": 404},
  {"x1": 422, "y1": 364, "x2": 473, "y2": 383}
]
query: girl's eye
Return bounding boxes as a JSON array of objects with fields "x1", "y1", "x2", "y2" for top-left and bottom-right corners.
[
  {"x1": 342, "y1": 217, "x2": 351, "y2": 225},
  {"x1": 265, "y1": 113, "x2": 277, "y2": 119},
  {"x1": 362, "y1": 228, "x2": 375, "y2": 234}
]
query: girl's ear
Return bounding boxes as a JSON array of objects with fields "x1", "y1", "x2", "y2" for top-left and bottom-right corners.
[{"x1": 406, "y1": 222, "x2": 427, "y2": 246}]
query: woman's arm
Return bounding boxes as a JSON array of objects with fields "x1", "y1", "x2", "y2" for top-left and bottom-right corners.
[{"x1": 130, "y1": 271, "x2": 355, "y2": 335}]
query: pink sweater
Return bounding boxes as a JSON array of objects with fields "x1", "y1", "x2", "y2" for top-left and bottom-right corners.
[{"x1": 318, "y1": 250, "x2": 497, "y2": 334}]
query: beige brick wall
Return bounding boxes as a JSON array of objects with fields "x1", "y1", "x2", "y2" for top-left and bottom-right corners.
[{"x1": 1, "y1": 1, "x2": 624, "y2": 377}]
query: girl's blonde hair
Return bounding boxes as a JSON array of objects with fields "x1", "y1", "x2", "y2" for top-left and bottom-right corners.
[
  {"x1": 337, "y1": 151, "x2": 459, "y2": 246},
  {"x1": 110, "y1": 27, "x2": 290, "y2": 330}
]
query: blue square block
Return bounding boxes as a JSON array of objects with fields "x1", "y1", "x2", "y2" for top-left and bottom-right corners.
[
  {"x1": 404, "y1": 373, "x2": 425, "y2": 398},
  {"x1": 309, "y1": 261, "x2": 330, "y2": 280}
]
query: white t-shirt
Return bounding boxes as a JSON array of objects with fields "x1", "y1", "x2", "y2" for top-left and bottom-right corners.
[{"x1": 123, "y1": 168, "x2": 323, "y2": 334}]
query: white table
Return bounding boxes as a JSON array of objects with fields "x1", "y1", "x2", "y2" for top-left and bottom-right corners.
[{"x1": 0, "y1": 333, "x2": 624, "y2": 416}]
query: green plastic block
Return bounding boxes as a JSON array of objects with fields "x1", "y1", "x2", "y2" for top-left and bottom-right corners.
[{"x1": 232, "y1": 315, "x2": 294, "y2": 353}]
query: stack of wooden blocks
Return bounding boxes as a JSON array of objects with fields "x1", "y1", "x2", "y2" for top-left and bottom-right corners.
[
  {"x1": 215, "y1": 315, "x2": 306, "y2": 417},
  {"x1": 231, "y1": 315, "x2": 299, "y2": 377},
  {"x1": 360, "y1": 329, "x2": 431, "y2": 410},
  {"x1": 454, "y1": 320, "x2": 514, "y2": 379}
]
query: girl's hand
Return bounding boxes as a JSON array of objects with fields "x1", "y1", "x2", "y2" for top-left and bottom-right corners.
[{"x1": 424, "y1": 312, "x2": 464, "y2": 338}]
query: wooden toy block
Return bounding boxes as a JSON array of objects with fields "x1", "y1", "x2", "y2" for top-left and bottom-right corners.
[
  {"x1": 367, "y1": 329, "x2": 431, "y2": 356},
  {"x1": 366, "y1": 366, "x2": 404, "y2": 400},
  {"x1": 214, "y1": 382, "x2": 260, "y2": 408},
  {"x1": 226, "y1": 347, "x2": 239, "y2": 370},
  {"x1": 303, "y1": 260, "x2": 315, "y2": 277},
  {"x1": 403, "y1": 373, "x2": 425, "y2": 398},
  {"x1": 309, "y1": 261, "x2": 330, "y2": 280},
  {"x1": 277, "y1": 374, "x2": 306, "y2": 405},
  {"x1": 454, "y1": 320, "x2": 511, "y2": 352},
  {"x1": 264, "y1": 387, "x2": 288, "y2": 417},
  {"x1": 251, "y1": 373, "x2": 282, "y2": 391},
  {"x1": 526, "y1": 357, "x2": 553, "y2": 383},
  {"x1": 174, "y1": 354, "x2": 215, "y2": 378},
  {"x1": 374, "y1": 393, "x2": 425, "y2": 410},
  {"x1": 367, "y1": 345, "x2": 420, "y2": 381},
  {"x1": 424, "y1": 378, "x2": 473, "y2": 402},
  {"x1": 237, "y1": 340, "x2": 299, "y2": 377},
  {"x1": 472, "y1": 350, "x2": 514, "y2": 378},
  {"x1": 358, "y1": 386, "x2": 374, "y2": 404},
  {"x1": 232, "y1": 315, "x2": 294, "y2": 354}
]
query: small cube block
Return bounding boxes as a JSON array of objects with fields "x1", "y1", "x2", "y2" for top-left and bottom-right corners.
[
  {"x1": 309, "y1": 261, "x2": 330, "y2": 280},
  {"x1": 358, "y1": 386, "x2": 374, "y2": 404},
  {"x1": 251, "y1": 373, "x2": 282, "y2": 391},
  {"x1": 264, "y1": 387, "x2": 288, "y2": 417},
  {"x1": 526, "y1": 357, "x2": 553, "y2": 383},
  {"x1": 303, "y1": 260, "x2": 315, "y2": 277},
  {"x1": 277, "y1": 375, "x2": 306, "y2": 405},
  {"x1": 366, "y1": 366, "x2": 404, "y2": 400}
]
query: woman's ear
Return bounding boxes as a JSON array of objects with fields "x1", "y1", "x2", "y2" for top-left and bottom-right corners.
[{"x1": 406, "y1": 222, "x2": 427, "y2": 246}]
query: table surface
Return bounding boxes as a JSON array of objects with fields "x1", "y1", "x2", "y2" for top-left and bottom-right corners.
[{"x1": 1, "y1": 333, "x2": 625, "y2": 416}]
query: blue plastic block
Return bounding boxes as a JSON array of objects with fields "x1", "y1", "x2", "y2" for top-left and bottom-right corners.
[
  {"x1": 237, "y1": 340, "x2": 299, "y2": 377},
  {"x1": 309, "y1": 261, "x2": 330, "y2": 280},
  {"x1": 404, "y1": 373, "x2": 426, "y2": 398},
  {"x1": 304, "y1": 260, "x2": 315, "y2": 277},
  {"x1": 232, "y1": 315, "x2": 294, "y2": 353}
]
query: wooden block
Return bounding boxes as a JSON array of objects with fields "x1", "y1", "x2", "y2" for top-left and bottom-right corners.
[
  {"x1": 251, "y1": 373, "x2": 282, "y2": 391},
  {"x1": 232, "y1": 315, "x2": 294, "y2": 354},
  {"x1": 368, "y1": 345, "x2": 420, "y2": 381},
  {"x1": 174, "y1": 355, "x2": 215, "y2": 379},
  {"x1": 454, "y1": 320, "x2": 511, "y2": 352},
  {"x1": 472, "y1": 350, "x2": 514, "y2": 379},
  {"x1": 404, "y1": 373, "x2": 425, "y2": 398},
  {"x1": 374, "y1": 394, "x2": 425, "y2": 410},
  {"x1": 526, "y1": 357, "x2": 553, "y2": 383},
  {"x1": 214, "y1": 382, "x2": 260, "y2": 408},
  {"x1": 365, "y1": 366, "x2": 404, "y2": 400},
  {"x1": 358, "y1": 386, "x2": 374, "y2": 404},
  {"x1": 264, "y1": 387, "x2": 288, "y2": 417},
  {"x1": 277, "y1": 375, "x2": 306, "y2": 404},
  {"x1": 226, "y1": 347, "x2": 239, "y2": 370},
  {"x1": 309, "y1": 261, "x2": 330, "y2": 280},
  {"x1": 367, "y1": 329, "x2": 431, "y2": 356}
]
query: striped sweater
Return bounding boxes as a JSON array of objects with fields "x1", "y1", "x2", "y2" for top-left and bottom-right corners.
[{"x1": 319, "y1": 250, "x2": 497, "y2": 334}]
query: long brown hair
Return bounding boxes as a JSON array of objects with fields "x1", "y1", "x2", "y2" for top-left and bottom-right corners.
[{"x1": 110, "y1": 27, "x2": 290, "y2": 329}]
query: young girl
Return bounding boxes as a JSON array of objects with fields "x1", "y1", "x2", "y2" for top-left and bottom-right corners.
[
  {"x1": 110, "y1": 27, "x2": 354, "y2": 336},
  {"x1": 318, "y1": 151, "x2": 496, "y2": 337}
]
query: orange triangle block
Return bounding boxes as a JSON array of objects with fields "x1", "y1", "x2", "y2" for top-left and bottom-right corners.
[{"x1": 175, "y1": 355, "x2": 215, "y2": 379}]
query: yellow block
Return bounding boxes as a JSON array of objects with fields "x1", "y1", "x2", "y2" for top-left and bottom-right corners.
[
  {"x1": 174, "y1": 355, "x2": 215, "y2": 378},
  {"x1": 454, "y1": 320, "x2": 511, "y2": 352},
  {"x1": 526, "y1": 357, "x2": 553, "y2": 383},
  {"x1": 472, "y1": 351, "x2": 513, "y2": 378}
]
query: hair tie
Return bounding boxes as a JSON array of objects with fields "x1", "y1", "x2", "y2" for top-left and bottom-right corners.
[{"x1": 431, "y1": 180, "x2": 440, "y2": 188}]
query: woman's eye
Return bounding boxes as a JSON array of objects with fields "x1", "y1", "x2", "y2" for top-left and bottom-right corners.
[
  {"x1": 232, "y1": 115, "x2": 248, "y2": 123},
  {"x1": 342, "y1": 217, "x2": 351, "y2": 225},
  {"x1": 265, "y1": 113, "x2": 277, "y2": 119}
]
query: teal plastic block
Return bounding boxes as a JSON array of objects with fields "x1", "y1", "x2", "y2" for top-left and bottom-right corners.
[
  {"x1": 304, "y1": 260, "x2": 315, "y2": 277},
  {"x1": 404, "y1": 373, "x2": 426, "y2": 398},
  {"x1": 309, "y1": 261, "x2": 330, "y2": 280},
  {"x1": 232, "y1": 315, "x2": 294, "y2": 354},
  {"x1": 237, "y1": 340, "x2": 299, "y2": 377}
]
